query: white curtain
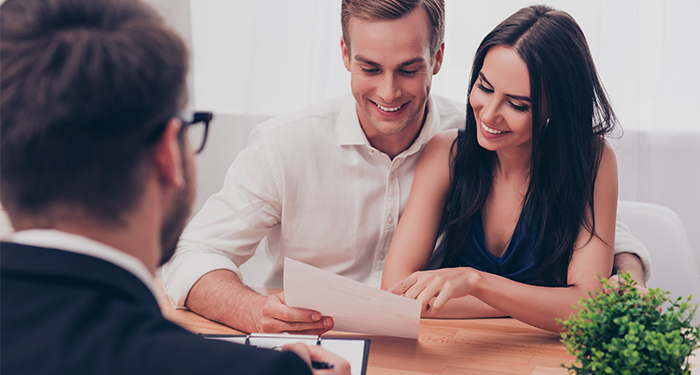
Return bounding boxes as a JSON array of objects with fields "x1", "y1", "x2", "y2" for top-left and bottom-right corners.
[
  {"x1": 188, "y1": 0, "x2": 700, "y2": 125},
  {"x1": 190, "y1": 0, "x2": 347, "y2": 115},
  {"x1": 184, "y1": 0, "x2": 700, "y2": 268}
]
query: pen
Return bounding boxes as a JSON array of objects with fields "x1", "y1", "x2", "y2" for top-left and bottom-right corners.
[
  {"x1": 310, "y1": 336, "x2": 334, "y2": 369},
  {"x1": 311, "y1": 360, "x2": 334, "y2": 370}
]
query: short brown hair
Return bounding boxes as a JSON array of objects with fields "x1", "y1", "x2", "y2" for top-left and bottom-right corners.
[
  {"x1": 341, "y1": 0, "x2": 445, "y2": 56},
  {"x1": 0, "y1": 0, "x2": 188, "y2": 224}
]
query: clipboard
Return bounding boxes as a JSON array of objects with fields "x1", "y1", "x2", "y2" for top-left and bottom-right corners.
[{"x1": 200, "y1": 333, "x2": 370, "y2": 375}]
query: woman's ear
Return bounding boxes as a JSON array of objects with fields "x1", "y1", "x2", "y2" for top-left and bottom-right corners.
[{"x1": 543, "y1": 117, "x2": 551, "y2": 130}]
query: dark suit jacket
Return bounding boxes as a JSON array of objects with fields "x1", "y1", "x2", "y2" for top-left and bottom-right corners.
[{"x1": 1, "y1": 242, "x2": 311, "y2": 375}]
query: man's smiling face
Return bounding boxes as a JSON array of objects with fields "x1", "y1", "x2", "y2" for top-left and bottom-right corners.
[{"x1": 342, "y1": 6, "x2": 443, "y2": 141}]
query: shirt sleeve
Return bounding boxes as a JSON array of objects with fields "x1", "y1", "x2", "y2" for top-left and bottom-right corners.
[
  {"x1": 614, "y1": 214, "x2": 652, "y2": 282},
  {"x1": 161, "y1": 127, "x2": 283, "y2": 308},
  {"x1": 0, "y1": 204, "x2": 14, "y2": 237}
]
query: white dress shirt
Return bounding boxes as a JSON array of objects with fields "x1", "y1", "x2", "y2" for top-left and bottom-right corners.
[
  {"x1": 162, "y1": 94, "x2": 465, "y2": 307},
  {"x1": 161, "y1": 93, "x2": 650, "y2": 308},
  {"x1": 6, "y1": 229, "x2": 157, "y2": 296},
  {"x1": 615, "y1": 219, "x2": 652, "y2": 281}
]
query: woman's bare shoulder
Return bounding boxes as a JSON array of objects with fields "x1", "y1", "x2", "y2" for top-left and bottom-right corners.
[
  {"x1": 423, "y1": 129, "x2": 461, "y2": 159},
  {"x1": 429, "y1": 128, "x2": 461, "y2": 146}
]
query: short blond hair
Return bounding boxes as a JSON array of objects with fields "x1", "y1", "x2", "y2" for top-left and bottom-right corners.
[{"x1": 341, "y1": 0, "x2": 444, "y2": 56}]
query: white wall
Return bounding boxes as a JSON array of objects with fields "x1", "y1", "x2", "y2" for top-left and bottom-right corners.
[
  {"x1": 143, "y1": 0, "x2": 196, "y2": 110},
  {"x1": 181, "y1": 1, "x2": 700, "y2": 273}
]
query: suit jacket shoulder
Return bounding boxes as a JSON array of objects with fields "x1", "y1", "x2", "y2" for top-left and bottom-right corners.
[{"x1": 1, "y1": 243, "x2": 310, "y2": 375}]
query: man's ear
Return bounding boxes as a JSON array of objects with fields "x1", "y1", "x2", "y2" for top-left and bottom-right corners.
[
  {"x1": 432, "y1": 42, "x2": 445, "y2": 75},
  {"x1": 341, "y1": 36, "x2": 351, "y2": 72},
  {"x1": 152, "y1": 118, "x2": 185, "y2": 189}
]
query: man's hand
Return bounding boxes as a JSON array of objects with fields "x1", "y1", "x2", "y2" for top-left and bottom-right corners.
[
  {"x1": 257, "y1": 292, "x2": 333, "y2": 335},
  {"x1": 611, "y1": 252, "x2": 647, "y2": 291},
  {"x1": 283, "y1": 343, "x2": 351, "y2": 375},
  {"x1": 608, "y1": 274, "x2": 649, "y2": 294},
  {"x1": 186, "y1": 269, "x2": 333, "y2": 334}
]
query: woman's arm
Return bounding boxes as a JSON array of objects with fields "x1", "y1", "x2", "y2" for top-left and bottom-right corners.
[
  {"x1": 423, "y1": 295, "x2": 506, "y2": 318},
  {"x1": 380, "y1": 129, "x2": 459, "y2": 291},
  {"x1": 391, "y1": 144, "x2": 619, "y2": 332}
]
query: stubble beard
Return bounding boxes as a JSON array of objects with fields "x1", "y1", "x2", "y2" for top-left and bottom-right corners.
[{"x1": 158, "y1": 154, "x2": 194, "y2": 266}]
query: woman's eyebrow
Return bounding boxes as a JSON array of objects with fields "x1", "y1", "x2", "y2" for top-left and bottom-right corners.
[{"x1": 479, "y1": 72, "x2": 530, "y2": 102}]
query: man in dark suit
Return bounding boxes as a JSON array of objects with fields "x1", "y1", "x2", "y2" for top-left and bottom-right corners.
[{"x1": 0, "y1": 0, "x2": 349, "y2": 374}]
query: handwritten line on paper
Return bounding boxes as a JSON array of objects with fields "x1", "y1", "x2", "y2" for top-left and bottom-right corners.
[{"x1": 283, "y1": 258, "x2": 421, "y2": 339}]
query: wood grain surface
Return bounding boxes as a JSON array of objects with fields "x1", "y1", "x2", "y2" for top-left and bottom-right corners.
[{"x1": 155, "y1": 279, "x2": 576, "y2": 374}]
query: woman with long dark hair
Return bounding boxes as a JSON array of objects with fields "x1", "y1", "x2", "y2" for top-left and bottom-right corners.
[{"x1": 381, "y1": 5, "x2": 618, "y2": 332}]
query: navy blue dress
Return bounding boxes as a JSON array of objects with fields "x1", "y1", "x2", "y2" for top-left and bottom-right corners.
[
  {"x1": 457, "y1": 212, "x2": 541, "y2": 286},
  {"x1": 454, "y1": 129, "x2": 542, "y2": 286}
]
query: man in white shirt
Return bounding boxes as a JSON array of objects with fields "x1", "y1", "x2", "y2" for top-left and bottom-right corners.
[{"x1": 163, "y1": 0, "x2": 650, "y2": 335}]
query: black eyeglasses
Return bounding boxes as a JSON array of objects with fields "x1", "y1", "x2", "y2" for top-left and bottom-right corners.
[
  {"x1": 178, "y1": 111, "x2": 212, "y2": 154},
  {"x1": 145, "y1": 111, "x2": 213, "y2": 155}
]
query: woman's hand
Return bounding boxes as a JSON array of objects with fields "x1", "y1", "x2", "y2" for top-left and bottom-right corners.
[{"x1": 389, "y1": 267, "x2": 481, "y2": 316}]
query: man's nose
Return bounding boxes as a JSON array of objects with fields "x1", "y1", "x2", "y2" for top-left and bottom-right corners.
[{"x1": 377, "y1": 73, "x2": 402, "y2": 104}]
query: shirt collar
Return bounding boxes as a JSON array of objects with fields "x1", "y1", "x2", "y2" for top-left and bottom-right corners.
[
  {"x1": 402, "y1": 95, "x2": 442, "y2": 157},
  {"x1": 7, "y1": 229, "x2": 157, "y2": 296},
  {"x1": 336, "y1": 93, "x2": 368, "y2": 146},
  {"x1": 335, "y1": 93, "x2": 442, "y2": 157}
]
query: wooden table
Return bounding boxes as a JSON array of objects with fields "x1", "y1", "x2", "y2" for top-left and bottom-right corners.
[{"x1": 155, "y1": 280, "x2": 574, "y2": 374}]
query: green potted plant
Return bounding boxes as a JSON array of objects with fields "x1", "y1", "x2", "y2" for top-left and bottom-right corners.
[{"x1": 558, "y1": 272, "x2": 700, "y2": 375}]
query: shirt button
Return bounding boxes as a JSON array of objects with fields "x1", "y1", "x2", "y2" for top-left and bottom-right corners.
[
  {"x1": 387, "y1": 215, "x2": 393, "y2": 223},
  {"x1": 379, "y1": 252, "x2": 386, "y2": 260}
]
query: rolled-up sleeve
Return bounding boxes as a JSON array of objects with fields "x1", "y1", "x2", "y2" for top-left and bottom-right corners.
[
  {"x1": 161, "y1": 127, "x2": 282, "y2": 308},
  {"x1": 614, "y1": 215, "x2": 652, "y2": 282}
]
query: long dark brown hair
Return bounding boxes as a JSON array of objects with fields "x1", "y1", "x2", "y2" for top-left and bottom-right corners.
[{"x1": 440, "y1": 5, "x2": 617, "y2": 287}]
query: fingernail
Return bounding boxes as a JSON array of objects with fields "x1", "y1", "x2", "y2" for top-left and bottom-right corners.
[
  {"x1": 323, "y1": 318, "x2": 333, "y2": 327},
  {"x1": 311, "y1": 313, "x2": 320, "y2": 321}
]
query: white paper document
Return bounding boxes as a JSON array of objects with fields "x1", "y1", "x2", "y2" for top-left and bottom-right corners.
[{"x1": 283, "y1": 258, "x2": 421, "y2": 339}]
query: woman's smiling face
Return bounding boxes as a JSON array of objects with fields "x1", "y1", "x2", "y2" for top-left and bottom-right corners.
[{"x1": 470, "y1": 45, "x2": 533, "y2": 156}]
